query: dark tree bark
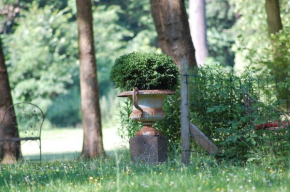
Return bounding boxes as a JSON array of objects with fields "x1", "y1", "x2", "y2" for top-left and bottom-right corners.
[
  {"x1": 189, "y1": 0, "x2": 208, "y2": 66},
  {"x1": 265, "y1": 0, "x2": 283, "y2": 35},
  {"x1": 0, "y1": 37, "x2": 21, "y2": 164},
  {"x1": 150, "y1": 0, "x2": 197, "y2": 68},
  {"x1": 76, "y1": 0, "x2": 105, "y2": 158}
]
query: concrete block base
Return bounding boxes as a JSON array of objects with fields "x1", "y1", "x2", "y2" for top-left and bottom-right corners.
[{"x1": 130, "y1": 135, "x2": 168, "y2": 164}]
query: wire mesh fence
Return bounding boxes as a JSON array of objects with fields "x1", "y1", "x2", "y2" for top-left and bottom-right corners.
[{"x1": 188, "y1": 68, "x2": 290, "y2": 162}]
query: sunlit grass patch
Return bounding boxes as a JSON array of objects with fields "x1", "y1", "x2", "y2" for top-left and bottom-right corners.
[{"x1": 1, "y1": 151, "x2": 290, "y2": 192}]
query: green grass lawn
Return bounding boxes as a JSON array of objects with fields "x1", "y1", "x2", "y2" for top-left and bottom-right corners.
[
  {"x1": 1, "y1": 151, "x2": 290, "y2": 192},
  {"x1": 1, "y1": 128, "x2": 290, "y2": 191}
]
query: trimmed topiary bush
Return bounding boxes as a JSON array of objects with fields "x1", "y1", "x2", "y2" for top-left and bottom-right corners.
[{"x1": 110, "y1": 52, "x2": 179, "y2": 91}]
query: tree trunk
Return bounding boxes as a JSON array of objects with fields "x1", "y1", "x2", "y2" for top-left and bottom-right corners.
[
  {"x1": 0, "y1": 37, "x2": 21, "y2": 164},
  {"x1": 189, "y1": 0, "x2": 208, "y2": 66},
  {"x1": 76, "y1": 0, "x2": 105, "y2": 158},
  {"x1": 265, "y1": 0, "x2": 283, "y2": 35},
  {"x1": 150, "y1": 0, "x2": 197, "y2": 68}
]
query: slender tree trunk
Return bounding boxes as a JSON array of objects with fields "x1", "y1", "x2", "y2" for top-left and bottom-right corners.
[
  {"x1": 265, "y1": 0, "x2": 283, "y2": 35},
  {"x1": 76, "y1": 0, "x2": 105, "y2": 158},
  {"x1": 189, "y1": 0, "x2": 208, "y2": 66},
  {"x1": 0, "y1": 37, "x2": 21, "y2": 164},
  {"x1": 150, "y1": 0, "x2": 197, "y2": 68}
]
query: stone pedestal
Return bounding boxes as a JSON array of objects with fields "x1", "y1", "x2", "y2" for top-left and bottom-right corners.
[{"x1": 130, "y1": 135, "x2": 168, "y2": 164}]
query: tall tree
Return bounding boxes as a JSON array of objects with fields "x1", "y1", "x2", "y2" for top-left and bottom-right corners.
[
  {"x1": 265, "y1": 0, "x2": 283, "y2": 35},
  {"x1": 76, "y1": 0, "x2": 105, "y2": 158},
  {"x1": 150, "y1": 0, "x2": 197, "y2": 68},
  {"x1": 0, "y1": 37, "x2": 21, "y2": 164},
  {"x1": 189, "y1": 0, "x2": 208, "y2": 66}
]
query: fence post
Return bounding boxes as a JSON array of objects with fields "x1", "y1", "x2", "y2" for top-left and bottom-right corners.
[{"x1": 180, "y1": 57, "x2": 190, "y2": 165}]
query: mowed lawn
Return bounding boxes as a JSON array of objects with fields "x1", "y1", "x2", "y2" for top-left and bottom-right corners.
[
  {"x1": 21, "y1": 127, "x2": 128, "y2": 161},
  {"x1": 1, "y1": 151, "x2": 290, "y2": 192},
  {"x1": 1, "y1": 127, "x2": 290, "y2": 192}
]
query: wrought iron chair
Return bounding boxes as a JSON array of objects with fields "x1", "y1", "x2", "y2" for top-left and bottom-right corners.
[{"x1": 0, "y1": 103, "x2": 44, "y2": 161}]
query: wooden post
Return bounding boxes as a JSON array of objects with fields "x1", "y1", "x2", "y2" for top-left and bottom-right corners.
[{"x1": 180, "y1": 57, "x2": 190, "y2": 165}]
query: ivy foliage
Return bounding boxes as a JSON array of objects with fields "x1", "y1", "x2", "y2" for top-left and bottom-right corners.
[{"x1": 110, "y1": 52, "x2": 179, "y2": 91}]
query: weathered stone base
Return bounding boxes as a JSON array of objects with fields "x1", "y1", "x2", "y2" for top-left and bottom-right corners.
[{"x1": 130, "y1": 135, "x2": 168, "y2": 164}]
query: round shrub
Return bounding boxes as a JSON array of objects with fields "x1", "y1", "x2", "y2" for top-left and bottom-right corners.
[{"x1": 110, "y1": 52, "x2": 179, "y2": 91}]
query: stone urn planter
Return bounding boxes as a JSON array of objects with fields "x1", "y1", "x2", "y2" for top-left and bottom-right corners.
[
  {"x1": 118, "y1": 88, "x2": 175, "y2": 136},
  {"x1": 111, "y1": 52, "x2": 179, "y2": 164},
  {"x1": 118, "y1": 87, "x2": 175, "y2": 164}
]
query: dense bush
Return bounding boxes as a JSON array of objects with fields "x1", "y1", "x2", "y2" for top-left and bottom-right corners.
[
  {"x1": 110, "y1": 52, "x2": 179, "y2": 91},
  {"x1": 190, "y1": 65, "x2": 290, "y2": 163}
]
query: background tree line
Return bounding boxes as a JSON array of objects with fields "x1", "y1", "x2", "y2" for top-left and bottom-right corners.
[{"x1": 0, "y1": 0, "x2": 238, "y2": 128}]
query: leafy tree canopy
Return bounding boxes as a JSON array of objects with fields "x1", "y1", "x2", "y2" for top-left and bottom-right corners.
[{"x1": 3, "y1": 3, "x2": 78, "y2": 111}]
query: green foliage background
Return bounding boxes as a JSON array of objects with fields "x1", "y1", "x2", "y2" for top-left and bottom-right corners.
[
  {"x1": 2, "y1": 0, "x2": 158, "y2": 127},
  {"x1": 206, "y1": 0, "x2": 236, "y2": 66},
  {"x1": 230, "y1": 0, "x2": 290, "y2": 72},
  {"x1": 4, "y1": 4, "x2": 78, "y2": 112},
  {"x1": 1, "y1": 0, "x2": 242, "y2": 128}
]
